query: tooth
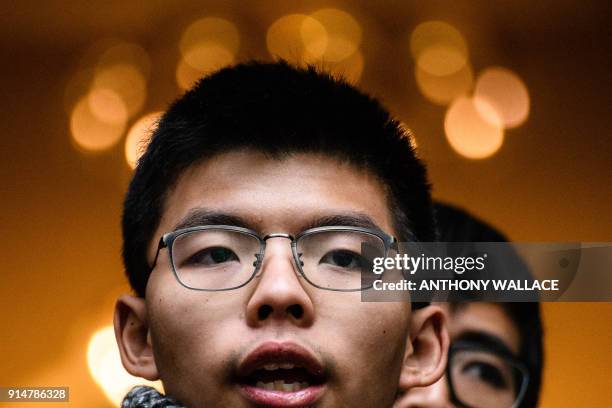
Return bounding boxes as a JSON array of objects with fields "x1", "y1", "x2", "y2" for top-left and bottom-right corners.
[
  {"x1": 273, "y1": 380, "x2": 284, "y2": 391},
  {"x1": 301, "y1": 381, "x2": 309, "y2": 389},
  {"x1": 282, "y1": 383, "x2": 293, "y2": 392},
  {"x1": 256, "y1": 381, "x2": 265, "y2": 388},
  {"x1": 264, "y1": 363, "x2": 279, "y2": 370},
  {"x1": 280, "y1": 363, "x2": 295, "y2": 369},
  {"x1": 264, "y1": 382, "x2": 274, "y2": 390},
  {"x1": 292, "y1": 382, "x2": 301, "y2": 391}
]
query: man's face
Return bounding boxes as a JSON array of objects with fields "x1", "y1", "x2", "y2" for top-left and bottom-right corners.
[
  {"x1": 140, "y1": 150, "x2": 414, "y2": 407},
  {"x1": 395, "y1": 302, "x2": 520, "y2": 408}
]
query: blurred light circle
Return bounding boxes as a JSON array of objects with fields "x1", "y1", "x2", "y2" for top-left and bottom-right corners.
[
  {"x1": 445, "y1": 96, "x2": 504, "y2": 159},
  {"x1": 410, "y1": 21, "x2": 468, "y2": 76},
  {"x1": 474, "y1": 67, "x2": 530, "y2": 128},
  {"x1": 267, "y1": 14, "x2": 328, "y2": 63},
  {"x1": 87, "y1": 88, "x2": 128, "y2": 125},
  {"x1": 410, "y1": 21, "x2": 467, "y2": 59},
  {"x1": 125, "y1": 112, "x2": 162, "y2": 169},
  {"x1": 180, "y1": 17, "x2": 240, "y2": 58},
  {"x1": 309, "y1": 8, "x2": 361, "y2": 62},
  {"x1": 182, "y1": 43, "x2": 235, "y2": 72},
  {"x1": 97, "y1": 42, "x2": 151, "y2": 79},
  {"x1": 417, "y1": 46, "x2": 467, "y2": 76},
  {"x1": 415, "y1": 63, "x2": 473, "y2": 106},
  {"x1": 88, "y1": 326, "x2": 162, "y2": 406},
  {"x1": 64, "y1": 69, "x2": 94, "y2": 113},
  {"x1": 326, "y1": 50, "x2": 365, "y2": 84},
  {"x1": 176, "y1": 59, "x2": 203, "y2": 90},
  {"x1": 93, "y1": 64, "x2": 147, "y2": 117},
  {"x1": 70, "y1": 94, "x2": 126, "y2": 151}
]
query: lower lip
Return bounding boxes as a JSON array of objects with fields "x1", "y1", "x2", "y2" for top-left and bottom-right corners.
[{"x1": 239, "y1": 384, "x2": 325, "y2": 407}]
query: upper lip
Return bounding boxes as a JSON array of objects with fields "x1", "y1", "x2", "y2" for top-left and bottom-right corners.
[{"x1": 236, "y1": 341, "x2": 326, "y2": 381}]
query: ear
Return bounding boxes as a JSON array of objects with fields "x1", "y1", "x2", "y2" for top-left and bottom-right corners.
[
  {"x1": 398, "y1": 305, "x2": 449, "y2": 390},
  {"x1": 114, "y1": 294, "x2": 159, "y2": 380}
]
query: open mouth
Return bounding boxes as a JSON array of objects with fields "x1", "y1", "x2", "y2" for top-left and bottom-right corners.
[
  {"x1": 245, "y1": 363, "x2": 324, "y2": 391},
  {"x1": 244, "y1": 361, "x2": 327, "y2": 391},
  {"x1": 236, "y1": 342, "x2": 327, "y2": 407}
]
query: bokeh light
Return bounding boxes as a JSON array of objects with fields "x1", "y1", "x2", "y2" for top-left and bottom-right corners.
[
  {"x1": 266, "y1": 14, "x2": 328, "y2": 63},
  {"x1": 410, "y1": 21, "x2": 468, "y2": 76},
  {"x1": 176, "y1": 17, "x2": 240, "y2": 89},
  {"x1": 70, "y1": 94, "x2": 126, "y2": 151},
  {"x1": 175, "y1": 44, "x2": 235, "y2": 90},
  {"x1": 417, "y1": 46, "x2": 466, "y2": 77},
  {"x1": 445, "y1": 96, "x2": 504, "y2": 159},
  {"x1": 183, "y1": 43, "x2": 235, "y2": 72},
  {"x1": 92, "y1": 63, "x2": 147, "y2": 117},
  {"x1": 66, "y1": 40, "x2": 151, "y2": 153},
  {"x1": 474, "y1": 67, "x2": 530, "y2": 128},
  {"x1": 97, "y1": 42, "x2": 151, "y2": 80},
  {"x1": 64, "y1": 69, "x2": 94, "y2": 114},
  {"x1": 87, "y1": 88, "x2": 128, "y2": 125},
  {"x1": 310, "y1": 8, "x2": 362, "y2": 62},
  {"x1": 87, "y1": 326, "x2": 162, "y2": 406},
  {"x1": 65, "y1": 41, "x2": 149, "y2": 119},
  {"x1": 326, "y1": 50, "x2": 365, "y2": 84},
  {"x1": 415, "y1": 62, "x2": 473, "y2": 105},
  {"x1": 176, "y1": 58, "x2": 202, "y2": 90},
  {"x1": 125, "y1": 112, "x2": 162, "y2": 169},
  {"x1": 180, "y1": 17, "x2": 240, "y2": 60}
]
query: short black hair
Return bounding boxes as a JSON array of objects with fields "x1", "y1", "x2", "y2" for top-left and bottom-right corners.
[
  {"x1": 122, "y1": 60, "x2": 435, "y2": 298},
  {"x1": 434, "y1": 202, "x2": 544, "y2": 408}
]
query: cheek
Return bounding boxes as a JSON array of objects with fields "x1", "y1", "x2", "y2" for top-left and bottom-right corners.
[
  {"x1": 317, "y1": 298, "x2": 410, "y2": 400},
  {"x1": 321, "y1": 295, "x2": 410, "y2": 347},
  {"x1": 145, "y1": 273, "x2": 246, "y2": 393},
  {"x1": 334, "y1": 302, "x2": 408, "y2": 348}
]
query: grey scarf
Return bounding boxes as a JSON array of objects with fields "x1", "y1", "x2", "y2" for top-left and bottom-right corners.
[{"x1": 121, "y1": 386, "x2": 185, "y2": 408}]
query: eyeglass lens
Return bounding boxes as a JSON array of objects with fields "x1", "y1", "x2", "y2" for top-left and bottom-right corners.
[
  {"x1": 450, "y1": 349, "x2": 525, "y2": 408},
  {"x1": 170, "y1": 228, "x2": 385, "y2": 290},
  {"x1": 171, "y1": 229, "x2": 261, "y2": 290},
  {"x1": 296, "y1": 230, "x2": 385, "y2": 290}
]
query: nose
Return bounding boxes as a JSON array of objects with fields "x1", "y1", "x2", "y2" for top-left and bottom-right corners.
[
  {"x1": 395, "y1": 375, "x2": 453, "y2": 408},
  {"x1": 245, "y1": 237, "x2": 315, "y2": 328}
]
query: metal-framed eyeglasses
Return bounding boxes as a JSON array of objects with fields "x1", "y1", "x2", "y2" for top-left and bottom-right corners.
[
  {"x1": 447, "y1": 340, "x2": 530, "y2": 408},
  {"x1": 150, "y1": 225, "x2": 396, "y2": 292}
]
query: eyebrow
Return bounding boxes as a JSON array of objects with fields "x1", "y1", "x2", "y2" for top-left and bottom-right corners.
[
  {"x1": 302, "y1": 213, "x2": 383, "y2": 231},
  {"x1": 172, "y1": 208, "x2": 386, "y2": 234},
  {"x1": 173, "y1": 209, "x2": 252, "y2": 231},
  {"x1": 453, "y1": 330, "x2": 517, "y2": 359}
]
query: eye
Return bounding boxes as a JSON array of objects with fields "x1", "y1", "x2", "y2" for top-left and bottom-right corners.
[
  {"x1": 183, "y1": 247, "x2": 239, "y2": 267},
  {"x1": 319, "y1": 250, "x2": 363, "y2": 269},
  {"x1": 461, "y1": 361, "x2": 508, "y2": 389}
]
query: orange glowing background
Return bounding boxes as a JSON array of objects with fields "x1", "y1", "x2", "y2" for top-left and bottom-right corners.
[{"x1": 0, "y1": 1, "x2": 610, "y2": 407}]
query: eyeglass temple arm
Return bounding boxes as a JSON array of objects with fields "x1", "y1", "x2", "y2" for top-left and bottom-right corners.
[{"x1": 149, "y1": 236, "x2": 167, "y2": 271}]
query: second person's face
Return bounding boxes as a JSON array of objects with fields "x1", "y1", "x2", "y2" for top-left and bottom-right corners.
[{"x1": 395, "y1": 302, "x2": 520, "y2": 408}]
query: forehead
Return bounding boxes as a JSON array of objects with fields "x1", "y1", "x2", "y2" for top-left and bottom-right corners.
[
  {"x1": 152, "y1": 150, "x2": 395, "y2": 249},
  {"x1": 444, "y1": 302, "x2": 521, "y2": 355}
]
